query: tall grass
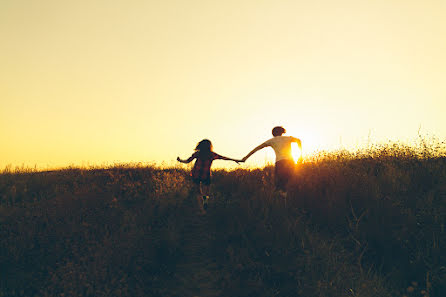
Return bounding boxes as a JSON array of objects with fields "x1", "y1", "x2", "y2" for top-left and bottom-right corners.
[{"x1": 0, "y1": 142, "x2": 445, "y2": 297}]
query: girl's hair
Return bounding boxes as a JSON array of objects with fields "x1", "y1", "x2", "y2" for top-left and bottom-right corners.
[
  {"x1": 195, "y1": 139, "x2": 213, "y2": 159},
  {"x1": 272, "y1": 126, "x2": 286, "y2": 136}
]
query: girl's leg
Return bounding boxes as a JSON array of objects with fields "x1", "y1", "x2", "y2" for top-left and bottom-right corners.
[
  {"x1": 189, "y1": 182, "x2": 199, "y2": 201},
  {"x1": 196, "y1": 195, "x2": 205, "y2": 214},
  {"x1": 192, "y1": 179, "x2": 205, "y2": 214},
  {"x1": 201, "y1": 184, "x2": 210, "y2": 197},
  {"x1": 201, "y1": 182, "x2": 211, "y2": 211},
  {"x1": 199, "y1": 182, "x2": 209, "y2": 214}
]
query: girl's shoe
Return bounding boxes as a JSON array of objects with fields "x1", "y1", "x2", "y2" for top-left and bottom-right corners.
[{"x1": 202, "y1": 195, "x2": 209, "y2": 210}]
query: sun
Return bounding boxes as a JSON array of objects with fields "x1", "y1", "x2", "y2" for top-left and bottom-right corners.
[
  {"x1": 291, "y1": 142, "x2": 302, "y2": 162},
  {"x1": 286, "y1": 126, "x2": 327, "y2": 161}
]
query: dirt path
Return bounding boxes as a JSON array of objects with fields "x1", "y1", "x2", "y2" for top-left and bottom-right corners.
[{"x1": 167, "y1": 195, "x2": 222, "y2": 297}]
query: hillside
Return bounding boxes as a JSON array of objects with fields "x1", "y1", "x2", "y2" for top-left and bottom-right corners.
[{"x1": 1, "y1": 147, "x2": 445, "y2": 297}]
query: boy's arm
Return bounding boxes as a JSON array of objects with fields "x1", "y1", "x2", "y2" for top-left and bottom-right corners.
[
  {"x1": 292, "y1": 137, "x2": 302, "y2": 150},
  {"x1": 242, "y1": 142, "x2": 268, "y2": 162}
]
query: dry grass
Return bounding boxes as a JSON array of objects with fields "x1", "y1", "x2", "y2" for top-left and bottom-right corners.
[{"x1": 0, "y1": 142, "x2": 445, "y2": 297}]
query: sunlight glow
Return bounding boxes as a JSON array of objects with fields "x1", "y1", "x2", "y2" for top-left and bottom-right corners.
[{"x1": 291, "y1": 142, "x2": 302, "y2": 163}]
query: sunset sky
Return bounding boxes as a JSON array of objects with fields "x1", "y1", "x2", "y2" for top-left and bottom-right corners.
[{"x1": 1, "y1": 0, "x2": 445, "y2": 169}]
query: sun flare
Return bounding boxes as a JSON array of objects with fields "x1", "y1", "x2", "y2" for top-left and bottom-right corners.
[{"x1": 291, "y1": 142, "x2": 302, "y2": 163}]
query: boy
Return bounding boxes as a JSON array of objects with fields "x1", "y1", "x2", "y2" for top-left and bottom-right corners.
[{"x1": 242, "y1": 126, "x2": 302, "y2": 192}]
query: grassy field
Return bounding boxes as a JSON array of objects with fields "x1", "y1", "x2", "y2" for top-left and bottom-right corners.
[{"x1": 1, "y1": 143, "x2": 445, "y2": 297}]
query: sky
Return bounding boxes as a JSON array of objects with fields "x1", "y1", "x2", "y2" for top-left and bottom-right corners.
[{"x1": 1, "y1": 0, "x2": 445, "y2": 169}]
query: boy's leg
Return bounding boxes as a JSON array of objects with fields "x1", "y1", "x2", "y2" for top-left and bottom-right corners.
[
  {"x1": 275, "y1": 160, "x2": 295, "y2": 193},
  {"x1": 274, "y1": 162, "x2": 287, "y2": 192}
]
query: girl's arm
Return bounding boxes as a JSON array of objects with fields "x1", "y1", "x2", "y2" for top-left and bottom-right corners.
[
  {"x1": 218, "y1": 155, "x2": 243, "y2": 164},
  {"x1": 177, "y1": 155, "x2": 195, "y2": 164}
]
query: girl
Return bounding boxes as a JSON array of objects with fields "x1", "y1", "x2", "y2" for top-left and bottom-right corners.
[{"x1": 177, "y1": 139, "x2": 241, "y2": 214}]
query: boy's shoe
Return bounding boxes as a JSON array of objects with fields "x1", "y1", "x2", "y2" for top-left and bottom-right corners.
[{"x1": 202, "y1": 195, "x2": 209, "y2": 210}]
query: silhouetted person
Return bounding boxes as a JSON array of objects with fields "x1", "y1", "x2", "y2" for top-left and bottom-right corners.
[
  {"x1": 177, "y1": 139, "x2": 241, "y2": 214},
  {"x1": 242, "y1": 126, "x2": 302, "y2": 192}
]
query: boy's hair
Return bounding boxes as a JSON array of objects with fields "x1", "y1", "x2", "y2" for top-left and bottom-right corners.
[
  {"x1": 272, "y1": 126, "x2": 286, "y2": 136},
  {"x1": 195, "y1": 139, "x2": 213, "y2": 158}
]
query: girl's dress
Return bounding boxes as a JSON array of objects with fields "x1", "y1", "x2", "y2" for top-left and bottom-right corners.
[{"x1": 191, "y1": 151, "x2": 223, "y2": 185}]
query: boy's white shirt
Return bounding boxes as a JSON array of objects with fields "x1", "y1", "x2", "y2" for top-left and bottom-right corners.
[{"x1": 262, "y1": 136, "x2": 294, "y2": 162}]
